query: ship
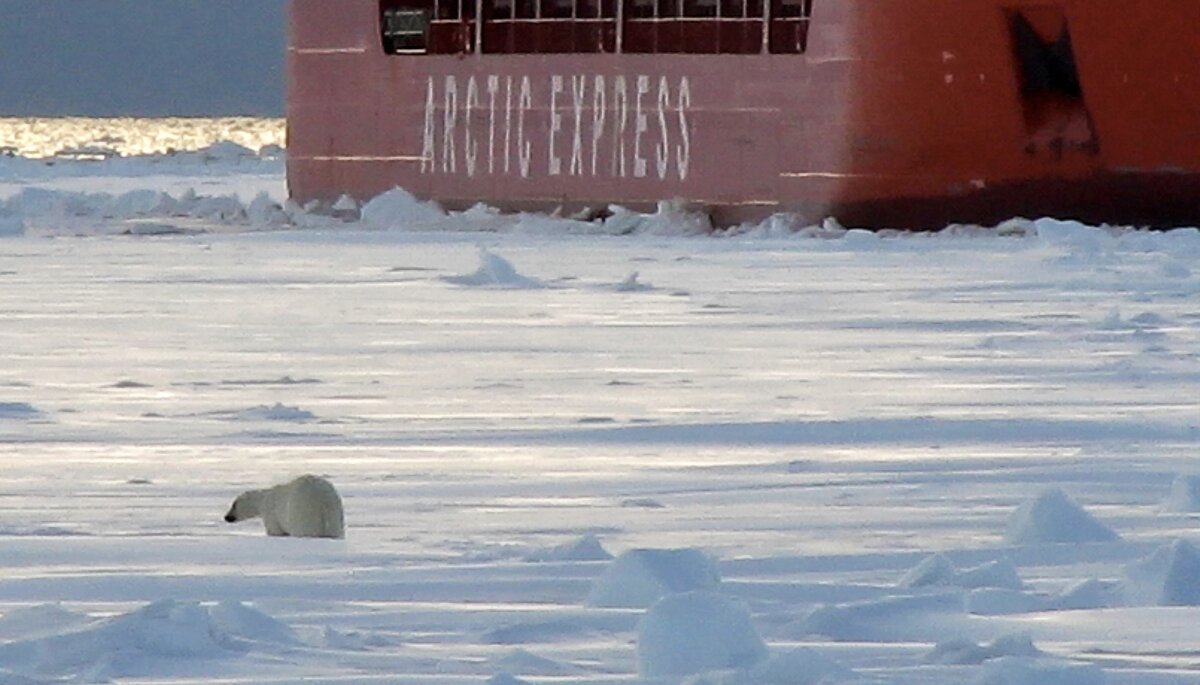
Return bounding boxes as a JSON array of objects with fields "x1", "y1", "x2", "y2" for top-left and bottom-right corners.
[{"x1": 287, "y1": 0, "x2": 1200, "y2": 229}]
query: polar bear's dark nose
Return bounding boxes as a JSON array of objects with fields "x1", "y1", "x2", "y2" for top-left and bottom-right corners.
[{"x1": 224, "y1": 513, "x2": 236, "y2": 523}]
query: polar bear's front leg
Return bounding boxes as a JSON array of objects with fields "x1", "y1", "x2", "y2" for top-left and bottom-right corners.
[{"x1": 264, "y1": 518, "x2": 289, "y2": 536}]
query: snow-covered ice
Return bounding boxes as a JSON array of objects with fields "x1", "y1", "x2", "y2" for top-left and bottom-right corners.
[
  {"x1": 978, "y1": 656, "x2": 1106, "y2": 685},
  {"x1": 587, "y1": 548, "x2": 721, "y2": 608},
  {"x1": 0, "y1": 140, "x2": 1199, "y2": 684},
  {"x1": 900, "y1": 554, "x2": 1023, "y2": 590},
  {"x1": 1005, "y1": 489, "x2": 1121, "y2": 545},
  {"x1": 1123, "y1": 539, "x2": 1200, "y2": 606},
  {"x1": 1161, "y1": 474, "x2": 1200, "y2": 513},
  {"x1": 924, "y1": 632, "x2": 1042, "y2": 665},
  {"x1": 442, "y1": 248, "x2": 549, "y2": 289},
  {"x1": 637, "y1": 591, "x2": 768, "y2": 677}
]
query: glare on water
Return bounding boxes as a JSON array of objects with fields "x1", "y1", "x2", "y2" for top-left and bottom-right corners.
[{"x1": 0, "y1": 117, "x2": 286, "y2": 158}]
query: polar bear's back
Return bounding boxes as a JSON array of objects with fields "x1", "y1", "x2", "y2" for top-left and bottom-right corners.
[{"x1": 270, "y1": 474, "x2": 344, "y2": 539}]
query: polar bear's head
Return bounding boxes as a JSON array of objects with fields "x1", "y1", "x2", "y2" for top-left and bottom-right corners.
[{"x1": 224, "y1": 489, "x2": 263, "y2": 523}]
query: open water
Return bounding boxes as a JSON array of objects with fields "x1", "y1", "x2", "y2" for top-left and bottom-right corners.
[{"x1": 0, "y1": 117, "x2": 286, "y2": 158}]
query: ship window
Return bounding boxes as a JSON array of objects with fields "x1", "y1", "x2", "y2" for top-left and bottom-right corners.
[
  {"x1": 577, "y1": 0, "x2": 608, "y2": 18},
  {"x1": 623, "y1": 0, "x2": 764, "y2": 53},
  {"x1": 540, "y1": 0, "x2": 576, "y2": 19},
  {"x1": 514, "y1": 0, "x2": 537, "y2": 18},
  {"x1": 775, "y1": 0, "x2": 808, "y2": 17},
  {"x1": 768, "y1": 0, "x2": 811, "y2": 53},
  {"x1": 382, "y1": 7, "x2": 431, "y2": 53},
  {"x1": 481, "y1": 0, "x2": 616, "y2": 53},
  {"x1": 721, "y1": 0, "x2": 758, "y2": 18},
  {"x1": 381, "y1": 0, "x2": 474, "y2": 54},
  {"x1": 626, "y1": 0, "x2": 655, "y2": 18},
  {"x1": 384, "y1": 0, "x2": 808, "y2": 54},
  {"x1": 683, "y1": 0, "x2": 717, "y2": 18}
]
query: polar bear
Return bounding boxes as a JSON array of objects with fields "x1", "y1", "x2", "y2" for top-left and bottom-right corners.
[{"x1": 224, "y1": 474, "x2": 344, "y2": 538}]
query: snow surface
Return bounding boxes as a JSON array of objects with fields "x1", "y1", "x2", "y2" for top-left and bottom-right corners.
[{"x1": 1, "y1": 139, "x2": 1199, "y2": 684}]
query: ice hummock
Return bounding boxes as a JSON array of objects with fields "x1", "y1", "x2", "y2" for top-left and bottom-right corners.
[
  {"x1": 1123, "y1": 539, "x2": 1200, "y2": 606},
  {"x1": 587, "y1": 548, "x2": 721, "y2": 608},
  {"x1": 636, "y1": 591, "x2": 767, "y2": 678},
  {"x1": 0, "y1": 600, "x2": 295, "y2": 682},
  {"x1": 441, "y1": 248, "x2": 547, "y2": 289},
  {"x1": 1161, "y1": 474, "x2": 1200, "y2": 513},
  {"x1": 1005, "y1": 489, "x2": 1120, "y2": 545}
]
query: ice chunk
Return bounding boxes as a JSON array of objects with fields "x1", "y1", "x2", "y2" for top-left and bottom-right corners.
[
  {"x1": 1162, "y1": 474, "x2": 1200, "y2": 513},
  {"x1": 965, "y1": 588, "x2": 1045, "y2": 615},
  {"x1": 1050, "y1": 579, "x2": 1121, "y2": 611},
  {"x1": 0, "y1": 604, "x2": 89, "y2": 640},
  {"x1": 492, "y1": 648, "x2": 579, "y2": 676},
  {"x1": 600, "y1": 200, "x2": 712, "y2": 236},
  {"x1": 799, "y1": 592, "x2": 964, "y2": 642},
  {"x1": 0, "y1": 209, "x2": 25, "y2": 237},
  {"x1": 1033, "y1": 218, "x2": 1111, "y2": 253},
  {"x1": 676, "y1": 647, "x2": 854, "y2": 685},
  {"x1": 586, "y1": 548, "x2": 720, "y2": 608},
  {"x1": 898, "y1": 553, "x2": 956, "y2": 588},
  {"x1": 247, "y1": 192, "x2": 288, "y2": 227},
  {"x1": 743, "y1": 646, "x2": 855, "y2": 684},
  {"x1": 360, "y1": 187, "x2": 445, "y2": 229},
  {"x1": 1123, "y1": 539, "x2": 1200, "y2": 606},
  {"x1": 614, "y1": 271, "x2": 655, "y2": 292},
  {"x1": 197, "y1": 141, "x2": 257, "y2": 161},
  {"x1": 900, "y1": 554, "x2": 1023, "y2": 590},
  {"x1": 958, "y1": 559, "x2": 1024, "y2": 590},
  {"x1": 209, "y1": 600, "x2": 299, "y2": 646},
  {"x1": 525, "y1": 533, "x2": 613, "y2": 562},
  {"x1": 1004, "y1": 489, "x2": 1119, "y2": 545},
  {"x1": 226, "y1": 403, "x2": 316, "y2": 422},
  {"x1": 637, "y1": 591, "x2": 767, "y2": 678},
  {"x1": 925, "y1": 632, "x2": 1042, "y2": 665},
  {"x1": 332, "y1": 194, "x2": 358, "y2": 212},
  {"x1": 0, "y1": 599, "x2": 297, "y2": 681},
  {"x1": 441, "y1": 248, "x2": 546, "y2": 289}
]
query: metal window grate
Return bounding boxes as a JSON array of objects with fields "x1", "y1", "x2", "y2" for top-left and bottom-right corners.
[{"x1": 380, "y1": 0, "x2": 812, "y2": 54}]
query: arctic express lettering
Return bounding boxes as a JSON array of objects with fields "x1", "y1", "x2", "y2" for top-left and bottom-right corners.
[{"x1": 421, "y1": 74, "x2": 693, "y2": 182}]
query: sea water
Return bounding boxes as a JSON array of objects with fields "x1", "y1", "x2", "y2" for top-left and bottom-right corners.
[{"x1": 0, "y1": 117, "x2": 285, "y2": 158}]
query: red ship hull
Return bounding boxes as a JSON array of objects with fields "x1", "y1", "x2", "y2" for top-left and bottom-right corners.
[{"x1": 287, "y1": 0, "x2": 1200, "y2": 228}]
